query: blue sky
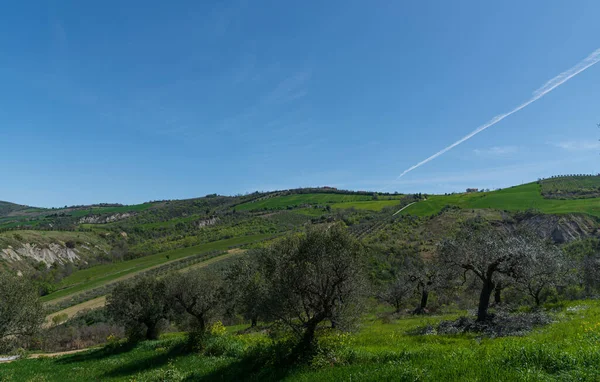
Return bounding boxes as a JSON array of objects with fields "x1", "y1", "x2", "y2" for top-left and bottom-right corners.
[{"x1": 1, "y1": 1, "x2": 599, "y2": 207}]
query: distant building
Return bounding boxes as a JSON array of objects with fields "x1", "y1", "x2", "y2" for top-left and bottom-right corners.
[{"x1": 466, "y1": 188, "x2": 478, "y2": 193}]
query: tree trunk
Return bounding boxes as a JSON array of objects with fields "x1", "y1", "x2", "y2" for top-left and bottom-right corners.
[
  {"x1": 300, "y1": 321, "x2": 318, "y2": 351},
  {"x1": 297, "y1": 315, "x2": 324, "y2": 355},
  {"x1": 494, "y1": 282, "x2": 502, "y2": 305},
  {"x1": 534, "y1": 291, "x2": 541, "y2": 306},
  {"x1": 146, "y1": 322, "x2": 160, "y2": 340},
  {"x1": 413, "y1": 290, "x2": 429, "y2": 315},
  {"x1": 250, "y1": 317, "x2": 257, "y2": 328},
  {"x1": 477, "y1": 279, "x2": 494, "y2": 322}
]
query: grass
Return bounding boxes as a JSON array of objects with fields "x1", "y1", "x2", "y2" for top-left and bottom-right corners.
[
  {"x1": 2, "y1": 300, "x2": 599, "y2": 381},
  {"x1": 41, "y1": 233, "x2": 275, "y2": 303},
  {"x1": 403, "y1": 182, "x2": 600, "y2": 217}
]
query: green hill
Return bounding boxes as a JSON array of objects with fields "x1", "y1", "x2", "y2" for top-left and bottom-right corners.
[
  {"x1": 540, "y1": 174, "x2": 600, "y2": 199},
  {"x1": 1, "y1": 176, "x2": 600, "y2": 313},
  {"x1": 0, "y1": 201, "x2": 30, "y2": 217},
  {"x1": 401, "y1": 182, "x2": 600, "y2": 217}
]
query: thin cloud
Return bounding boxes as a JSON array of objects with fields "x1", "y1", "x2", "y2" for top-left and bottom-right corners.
[
  {"x1": 553, "y1": 140, "x2": 600, "y2": 151},
  {"x1": 391, "y1": 48, "x2": 600, "y2": 182},
  {"x1": 262, "y1": 71, "x2": 311, "y2": 105},
  {"x1": 473, "y1": 145, "x2": 518, "y2": 156}
]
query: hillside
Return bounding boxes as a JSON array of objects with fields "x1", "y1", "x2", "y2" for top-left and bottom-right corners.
[
  {"x1": 400, "y1": 182, "x2": 600, "y2": 217},
  {"x1": 540, "y1": 174, "x2": 600, "y2": 199},
  {"x1": 0, "y1": 177, "x2": 599, "y2": 314},
  {"x1": 2, "y1": 177, "x2": 600, "y2": 381},
  {"x1": 0, "y1": 201, "x2": 30, "y2": 216}
]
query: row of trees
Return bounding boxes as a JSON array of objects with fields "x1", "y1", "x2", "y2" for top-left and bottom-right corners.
[
  {"x1": 2, "y1": 221, "x2": 598, "y2": 354},
  {"x1": 107, "y1": 225, "x2": 366, "y2": 353},
  {"x1": 379, "y1": 220, "x2": 581, "y2": 322}
]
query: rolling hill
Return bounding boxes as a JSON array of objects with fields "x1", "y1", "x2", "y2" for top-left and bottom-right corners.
[{"x1": 1, "y1": 177, "x2": 599, "y2": 317}]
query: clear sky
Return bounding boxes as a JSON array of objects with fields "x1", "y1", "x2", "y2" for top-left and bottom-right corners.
[{"x1": 1, "y1": 1, "x2": 599, "y2": 207}]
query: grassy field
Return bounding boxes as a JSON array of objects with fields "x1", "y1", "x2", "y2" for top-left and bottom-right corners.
[
  {"x1": 41, "y1": 233, "x2": 274, "y2": 303},
  {"x1": 2, "y1": 300, "x2": 598, "y2": 381},
  {"x1": 402, "y1": 182, "x2": 600, "y2": 217}
]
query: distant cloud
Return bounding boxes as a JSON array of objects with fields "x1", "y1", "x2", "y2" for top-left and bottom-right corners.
[
  {"x1": 473, "y1": 145, "x2": 518, "y2": 156},
  {"x1": 262, "y1": 71, "x2": 311, "y2": 105},
  {"x1": 553, "y1": 140, "x2": 600, "y2": 151}
]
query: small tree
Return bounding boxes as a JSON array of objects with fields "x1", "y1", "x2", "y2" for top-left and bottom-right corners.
[
  {"x1": 404, "y1": 255, "x2": 443, "y2": 315},
  {"x1": 107, "y1": 277, "x2": 172, "y2": 341},
  {"x1": 223, "y1": 253, "x2": 267, "y2": 328},
  {"x1": 0, "y1": 272, "x2": 44, "y2": 352},
  {"x1": 379, "y1": 275, "x2": 412, "y2": 313},
  {"x1": 513, "y1": 237, "x2": 571, "y2": 306},
  {"x1": 438, "y1": 221, "x2": 530, "y2": 322},
  {"x1": 167, "y1": 270, "x2": 222, "y2": 334},
  {"x1": 259, "y1": 225, "x2": 366, "y2": 352}
]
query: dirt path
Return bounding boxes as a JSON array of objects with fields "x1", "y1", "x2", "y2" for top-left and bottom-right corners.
[
  {"x1": 0, "y1": 348, "x2": 93, "y2": 363},
  {"x1": 45, "y1": 296, "x2": 107, "y2": 326},
  {"x1": 45, "y1": 249, "x2": 246, "y2": 323},
  {"x1": 392, "y1": 202, "x2": 417, "y2": 216}
]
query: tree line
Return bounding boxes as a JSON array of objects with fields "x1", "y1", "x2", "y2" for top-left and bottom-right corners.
[{"x1": 1, "y1": 220, "x2": 599, "y2": 357}]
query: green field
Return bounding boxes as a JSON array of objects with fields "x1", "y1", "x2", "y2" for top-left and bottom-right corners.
[
  {"x1": 402, "y1": 182, "x2": 600, "y2": 217},
  {"x1": 40, "y1": 233, "x2": 275, "y2": 303},
  {"x1": 2, "y1": 300, "x2": 598, "y2": 381}
]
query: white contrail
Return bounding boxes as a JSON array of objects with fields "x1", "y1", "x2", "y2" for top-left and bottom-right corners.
[{"x1": 394, "y1": 48, "x2": 600, "y2": 180}]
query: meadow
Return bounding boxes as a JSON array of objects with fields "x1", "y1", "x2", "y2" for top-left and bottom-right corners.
[
  {"x1": 402, "y1": 182, "x2": 600, "y2": 217},
  {"x1": 2, "y1": 300, "x2": 598, "y2": 381}
]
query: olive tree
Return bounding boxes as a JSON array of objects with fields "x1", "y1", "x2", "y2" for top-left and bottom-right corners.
[
  {"x1": 0, "y1": 272, "x2": 44, "y2": 352},
  {"x1": 223, "y1": 253, "x2": 268, "y2": 328},
  {"x1": 404, "y1": 255, "x2": 445, "y2": 315},
  {"x1": 438, "y1": 222, "x2": 530, "y2": 322},
  {"x1": 259, "y1": 225, "x2": 367, "y2": 351},
  {"x1": 513, "y1": 237, "x2": 572, "y2": 306},
  {"x1": 378, "y1": 275, "x2": 412, "y2": 313},
  {"x1": 167, "y1": 270, "x2": 222, "y2": 334},
  {"x1": 107, "y1": 277, "x2": 172, "y2": 341}
]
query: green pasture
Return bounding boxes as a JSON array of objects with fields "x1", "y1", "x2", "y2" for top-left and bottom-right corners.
[{"x1": 402, "y1": 182, "x2": 600, "y2": 217}]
